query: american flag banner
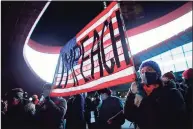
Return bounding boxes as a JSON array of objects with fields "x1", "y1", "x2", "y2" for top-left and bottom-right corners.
[{"x1": 50, "y1": 2, "x2": 136, "y2": 97}]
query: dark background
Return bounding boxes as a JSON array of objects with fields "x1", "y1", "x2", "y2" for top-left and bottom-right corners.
[{"x1": 31, "y1": 1, "x2": 186, "y2": 46}]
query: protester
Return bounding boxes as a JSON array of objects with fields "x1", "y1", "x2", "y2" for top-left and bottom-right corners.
[
  {"x1": 66, "y1": 94, "x2": 86, "y2": 129},
  {"x1": 36, "y1": 96, "x2": 67, "y2": 129},
  {"x1": 182, "y1": 68, "x2": 193, "y2": 129},
  {"x1": 2, "y1": 62, "x2": 191, "y2": 129},
  {"x1": 3, "y1": 88, "x2": 26, "y2": 129},
  {"x1": 95, "y1": 88, "x2": 124, "y2": 129},
  {"x1": 162, "y1": 71, "x2": 186, "y2": 98},
  {"x1": 31, "y1": 94, "x2": 40, "y2": 105},
  {"x1": 124, "y1": 60, "x2": 186, "y2": 129},
  {"x1": 23, "y1": 101, "x2": 37, "y2": 129},
  {"x1": 1, "y1": 100, "x2": 8, "y2": 115},
  {"x1": 84, "y1": 93, "x2": 93, "y2": 129},
  {"x1": 92, "y1": 92, "x2": 101, "y2": 122},
  {"x1": 1, "y1": 100, "x2": 8, "y2": 128}
]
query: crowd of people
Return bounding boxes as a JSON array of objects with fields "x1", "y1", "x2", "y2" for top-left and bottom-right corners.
[{"x1": 1, "y1": 60, "x2": 192, "y2": 129}]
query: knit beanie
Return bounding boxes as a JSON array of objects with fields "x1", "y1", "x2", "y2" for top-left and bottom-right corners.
[
  {"x1": 182, "y1": 68, "x2": 193, "y2": 80},
  {"x1": 98, "y1": 88, "x2": 112, "y2": 96},
  {"x1": 9, "y1": 88, "x2": 24, "y2": 100},
  {"x1": 139, "y1": 61, "x2": 162, "y2": 78}
]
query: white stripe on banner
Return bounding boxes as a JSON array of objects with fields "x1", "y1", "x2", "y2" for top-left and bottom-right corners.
[
  {"x1": 76, "y1": 4, "x2": 119, "y2": 42},
  {"x1": 52, "y1": 66, "x2": 134, "y2": 93}
]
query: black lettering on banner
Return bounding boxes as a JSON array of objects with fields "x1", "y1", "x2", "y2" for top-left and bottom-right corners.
[
  {"x1": 71, "y1": 44, "x2": 81, "y2": 86},
  {"x1": 91, "y1": 30, "x2": 103, "y2": 79},
  {"x1": 101, "y1": 20, "x2": 115, "y2": 74},
  {"x1": 116, "y1": 10, "x2": 130, "y2": 65},
  {"x1": 62, "y1": 53, "x2": 70, "y2": 88},
  {"x1": 80, "y1": 36, "x2": 90, "y2": 82},
  {"x1": 109, "y1": 17, "x2": 121, "y2": 68},
  {"x1": 58, "y1": 55, "x2": 65, "y2": 88},
  {"x1": 73, "y1": 44, "x2": 82, "y2": 60},
  {"x1": 70, "y1": 49, "x2": 77, "y2": 87}
]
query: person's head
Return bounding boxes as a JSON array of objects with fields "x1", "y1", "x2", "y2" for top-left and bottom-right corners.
[
  {"x1": 162, "y1": 71, "x2": 176, "y2": 81},
  {"x1": 7, "y1": 88, "x2": 24, "y2": 107},
  {"x1": 94, "y1": 92, "x2": 99, "y2": 99},
  {"x1": 139, "y1": 61, "x2": 162, "y2": 86},
  {"x1": 32, "y1": 95, "x2": 39, "y2": 105},
  {"x1": 24, "y1": 102, "x2": 36, "y2": 115},
  {"x1": 98, "y1": 88, "x2": 112, "y2": 101},
  {"x1": 182, "y1": 68, "x2": 193, "y2": 86}
]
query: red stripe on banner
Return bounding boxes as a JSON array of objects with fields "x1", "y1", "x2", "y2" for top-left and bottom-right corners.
[
  {"x1": 76, "y1": 2, "x2": 117, "y2": 39},
  {"x1": 56, "y1": 58, "x2": 133, "y2": 87},
  {"x1": 50, "y1": 73, "x2": 136, "y2": 97}
]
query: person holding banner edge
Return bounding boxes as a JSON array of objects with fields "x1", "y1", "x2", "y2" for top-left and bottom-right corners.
[{"x1": 107, "y1": 60, "x2": 187, "y2": 129}]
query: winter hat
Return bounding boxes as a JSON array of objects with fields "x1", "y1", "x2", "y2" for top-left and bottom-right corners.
[
  {"x1": 162, "y1": 71, "x2": 176, "y2": 81},
  {"x1": 98, "y1": 88, "x2": 112, "y2": 96},
  {"x1": 9, "y1": 88, "x2": 24, "y2": 100},
  {"x1": 32, "y1": 95, "x2": 38, "y2": 99},
  {"x1": 182, "y1": 68, "x2": 193, "y2": 80},
  {"x1": 139, "y1": 60, "x2": 162, "y2": 78}
]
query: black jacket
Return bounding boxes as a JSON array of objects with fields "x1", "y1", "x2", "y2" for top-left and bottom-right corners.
[
  {"x1": 97, "y1": 96, "x2": 124, "y2": 129},
  {"x1": 184, "y1": 83, "x2": 192, "y2": 129},
  {"x1": 3, "y1": 102, "x2": 27, "y2": 129},
  {"x1": 66, "y1": 94, "x2": 86, "y2": 129},
  {"x1": 124, "y1": 81, "x2": 187, "y2": 129},
  {"x1": 36, "y1": 97, "x2": 67, "y2": 129},
  {"x1": 84, "y1": 97, "x2": 92, "y2": 124}
]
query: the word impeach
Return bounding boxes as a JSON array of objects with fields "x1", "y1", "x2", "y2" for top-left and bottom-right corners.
[{"x1": 60, "y1": 10, "x2": 131, "y2": 88}]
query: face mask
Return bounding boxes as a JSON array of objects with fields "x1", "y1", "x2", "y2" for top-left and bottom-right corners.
[{"x1": 141, "y1": 72, "x2": 158, "y2": 86}]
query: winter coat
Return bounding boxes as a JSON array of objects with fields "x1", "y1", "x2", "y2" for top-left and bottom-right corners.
[
  {"x1": 97, "y1": 96, "x2": 124, "y2": 129},
  {"x1": 175, "y1": 82, "x2": 186, "y2": 98},
  {"x1": 184, "y1": 83, "x2": 192, "y2": 129},
  {"x1": 3, "y1": 102, "x2": 27, "y2": 129},
  {"x1": 66, "y1": 94, "x2": 86, "y2": 129},
  {"x1": 84, "y1": 97, "x2": 92, "y2": 124},
  {"x1": 124, "y1": 81, "x2": 187, "y2": 129},
  {"x1": 36, "y1": 97, "x2": 67, "y2": 129}
]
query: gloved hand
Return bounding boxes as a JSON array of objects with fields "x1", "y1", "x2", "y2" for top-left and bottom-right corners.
[
  {"x1": 130, "y1": 82, "x2": 139, "y2": 94},
  {"x1": 134, "y1": 94, "x2": 143, "y2": 107}
]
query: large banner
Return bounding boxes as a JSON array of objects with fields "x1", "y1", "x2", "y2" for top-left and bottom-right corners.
[{"x1": 50, "y1": 2, "x2": 136, "y2": 97}]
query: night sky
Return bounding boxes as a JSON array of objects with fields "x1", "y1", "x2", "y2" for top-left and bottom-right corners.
[{"x1": 31, "y1": 1, "x2": 186, "y2": 47}]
